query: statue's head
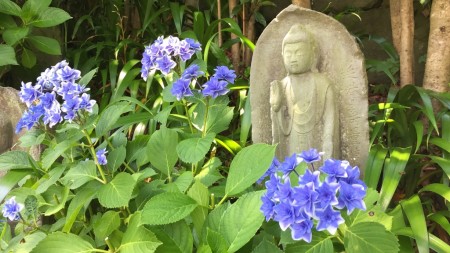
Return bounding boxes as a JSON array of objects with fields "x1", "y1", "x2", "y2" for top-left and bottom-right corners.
[{"x1": 282, "y1": 25, "x2": 319, "y2": 74}]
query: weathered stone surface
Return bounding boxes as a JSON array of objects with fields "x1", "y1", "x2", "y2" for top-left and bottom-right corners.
[
  {"x1": 250, "y1": 5, "x2": 369, "y2": 169},
  {"x1": 313, "y1": 0, "x2": 381, "y2": 12},
  {"x1": 0, "y1": 87, "x2": 40, "y2": 159}
]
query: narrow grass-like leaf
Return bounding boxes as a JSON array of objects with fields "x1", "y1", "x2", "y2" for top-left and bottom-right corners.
[
  {"x1": 413, "y1": 120, "x2": 424, "y2": 153},
  {"x1": 111, "y1": 60, "x2": 140, "y2": 102},
  {"x1": 416, "y1": 87, "x2": 439, "y2": 134},
  {"x1": 428, "y1": 213, "x2": 450, "y2": 235},
  {"x1": 419, "y1": 183, "x2": 450, "y2": 202},
  {"x1": 240, "y1": 93, "x2": 252, "y2": 147},
  {"x1": 394, "y1": 227, "x2": 450, "y2": 253},
  {"x1": 429, "y1": 137, "x2": 450, "y2": 153},
  {"x1": 426, "y1": 155, "x2": 450, "y2": 179},
  {"x1": 141, "y1": 192, "x2": 197, "y2": 225},
  {"x1": 364, "y1": 145, "x2": 388, "y2": 189},
  {"x1": 400, "y1": 195, "x2": 428, "y2": 253},
  {"x1": 78, "y1": 67, "x2": 98, "y2": 86},
  {"x1": 379, "y1": 147, "x2": 411, "y2": 211},
  {"x1": 215, "y1": 136, "x2": 241, "y2": 155}
]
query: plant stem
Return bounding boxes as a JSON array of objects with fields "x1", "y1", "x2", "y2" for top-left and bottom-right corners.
[
  {"x1": 183, "y1": 99, "x2": 194, "y2": 133},
  {"x1": 216, "y1": 194, "x2": 228, "y2": 207},
  {"x1": 202, "y1": 97, "x2": 210, "y2": 137},
  {"x1": 82, "y1": 130, "x2": 107, "y2": 184}
]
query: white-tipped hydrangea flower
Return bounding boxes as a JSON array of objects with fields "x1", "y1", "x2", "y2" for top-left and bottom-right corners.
[
  {"x1": 259, "y1": 149, "x2": 367, "y2": 242},
  {"x1": 141, "y1": 36, "x2": 202, "y2": 81},
  {"x1": 96, "y1": 148, "x2": 108, "y2": 165},
  {"x1": 16, "y1": 60, "x2": 96, "y2": 133},
  {"x1": 2, "y1": 197, "x2": 24, "y2": 221}
]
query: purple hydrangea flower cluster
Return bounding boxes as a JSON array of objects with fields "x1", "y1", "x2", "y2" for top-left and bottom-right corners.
[
  {"x1": 259, "y1": 148, "x2": 367, "y2": 242},
  {"x1": 141, "y1": 36, "x2": 202, "y2": 80},
  {"x1": 96, "y1": 148, "x2": 108, "y2": 165},
  {"x1": 170, "y1": 64, "x2": 236, "y2": 101},
  {"x1": 16, "y1": 60, "x2": 96, "y2": 133},
  {"x1": 2, "y1": 197, "x2": 24, "y2": 221}
]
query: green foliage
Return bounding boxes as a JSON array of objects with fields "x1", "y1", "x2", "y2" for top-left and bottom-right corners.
[
  {"x1": 367, "y1": 85, "x2": 450, "y2": 251},
  {"x1": 344, "y1": 222, "x2": 399, "y2": 253},
  {"x1": 0, "y1": 0, "x2": 70, "y2": 69},
  {"x1": 225, "y1": 144, "x2": 276, "y2": 196},
  {"x1": 141, "y1": 192, "x2": 198, "y2": 225},
  {"x1": 31, "y1": 232, "x2": 95, "y2": 253}
]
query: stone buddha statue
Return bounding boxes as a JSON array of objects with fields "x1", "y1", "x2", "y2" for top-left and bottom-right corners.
[{"x1": 270, "y1": 24, "x2": 340, "y2": 160}]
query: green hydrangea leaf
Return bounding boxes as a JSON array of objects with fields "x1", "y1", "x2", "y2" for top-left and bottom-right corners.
[{"x1": 141, "y1": 192, "x2": 197, "y2": 225}]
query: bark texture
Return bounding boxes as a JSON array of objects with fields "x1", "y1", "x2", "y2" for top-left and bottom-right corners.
[
  {"x1": 399, "y1": 0, "x2": 415, "y2": 86},
  {"x1": 229, "y1": 0, "x2": 241, "y2": 72},
  {"x1": 389, "y1": 0, "x2": 402, "y2": 54},
  {"x1": 423, "y1": 0, "x2": 450, "y2": 93}
]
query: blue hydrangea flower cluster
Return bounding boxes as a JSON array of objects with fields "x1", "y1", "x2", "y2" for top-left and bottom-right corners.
[
  {"x1": 259, "y1": 148, "x2": 367, "y2": 242},
  {"x1": 141, "y1": 36, "x2": 202, "y2": 80},
  {"x1": 171, "y1": 64, "x2": 236, "y2": 100},
  {"x1": 16, "y1": 60, "x2": 96, "y2": 133},
  {"x1": 2, "y1": 197, "x2": 23, "y2": 221},
  {"x1": 96, "y1": 148, "x2": 108, "y2": 165},
  {"x1": 140, "y1": 36, "x2": 236, "y2": 101}
]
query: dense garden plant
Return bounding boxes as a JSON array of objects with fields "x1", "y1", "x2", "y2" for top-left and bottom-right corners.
[{"x1": 0, "y1": 35, "x2": 277, "y2": 253}]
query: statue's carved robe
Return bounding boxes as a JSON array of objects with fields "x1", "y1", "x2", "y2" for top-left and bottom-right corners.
[{"x1": 271, "y1": 72, "x2": 340, "y2": 160}]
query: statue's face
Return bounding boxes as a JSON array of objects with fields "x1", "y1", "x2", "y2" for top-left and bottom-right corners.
[{"x1": 282, "y1": 42, "x2": 314, "y2": 74}]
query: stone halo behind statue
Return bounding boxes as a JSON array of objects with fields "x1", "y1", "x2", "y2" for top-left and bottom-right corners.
[{"x1": 250, "y1": 5, "x2": 369, "y2": 170}]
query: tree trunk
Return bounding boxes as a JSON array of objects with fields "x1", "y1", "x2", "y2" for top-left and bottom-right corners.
[
  {"x1": 390, "y1": 0, "x2": 401, "y2": 54},
  {"x1": 399, "y1": 0, "x2": 414, "y2": 86},
  {"x1": 229, "y1": 0, "x2": 240, "y2": 72},
  {"x1": 390, "y1": 0, "x2": 414, "y2": 86},
  {"x1": 423, "y1": 0, "x2": 450, "y2": 93},
  {"x1": 244, "y1": 3, "x2": 257, "y2": 67},
  {"x1": 292, "y1": 0, "x2": 311, "y2": 9}
]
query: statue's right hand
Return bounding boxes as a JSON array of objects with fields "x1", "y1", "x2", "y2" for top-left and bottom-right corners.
[{"x1": 270, "y1": 80, "x2": 282, "y2": 111}]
